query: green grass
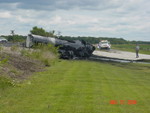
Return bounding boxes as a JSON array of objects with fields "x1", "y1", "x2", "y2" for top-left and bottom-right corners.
[
  {"x1": 0, "y1": 60, "x2": 150, "y2": 113},
  {"x1": 112, "y1": 44, "x2": 150, "y2": 55}
]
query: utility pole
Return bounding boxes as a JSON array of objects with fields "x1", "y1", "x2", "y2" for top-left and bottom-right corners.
[
  {"x1": 10, "y1": 30, "x2": 15, "y2": 36},
  {"x1": 57, "y1": 31, "x2": 61, "y2": 38}
]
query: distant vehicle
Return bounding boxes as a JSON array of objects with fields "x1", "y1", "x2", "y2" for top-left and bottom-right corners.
[
  {"x1": 0, "y1": 37, "x2": 7, "y2": 43},
  {"x1": 97, "y1": 40, "x2": 111, "y2": 49}
]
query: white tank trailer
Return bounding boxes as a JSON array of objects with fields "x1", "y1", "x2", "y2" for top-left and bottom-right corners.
[{"x1": 26, "y1": 34, "x2": 95, "y2": 59}]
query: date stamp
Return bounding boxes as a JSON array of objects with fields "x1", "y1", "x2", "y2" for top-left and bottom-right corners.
[{"x1": 110, "y1": 100, "x2": 137, "y2": 105}]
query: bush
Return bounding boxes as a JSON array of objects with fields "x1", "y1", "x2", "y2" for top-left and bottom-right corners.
[
  {"x1": 32, "y1": 51, "x2": 41, "y2": 59},
  {"x1": 20, "y1": 49, "x2": 31, "y2": 57},
  {"x1": 42, "y1": 58, "x2": 50, "y2": 67},
  {"x1": 0, "y1": 55, "x2": 9, "y2": 67},
  {"x1": 0, "y1": 58, "x2": 8, "y2": 65},
  {"x1": 0, "y1": 45, "x2": 3, "y2": 52},
  {"x1": 0, "y1": 76, "x2": 14, "y2": 89},
  {"x1": 20, "y1": 44, "x2": 59, "y2": 67},
  {"x1": 33, "y1": 44, "x2": 59, "y2": 56},
  {"x1": 11, "y1": 45, "x2": 19, "y2": 52}
]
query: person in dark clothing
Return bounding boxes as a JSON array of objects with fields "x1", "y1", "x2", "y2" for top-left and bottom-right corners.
[{"x1": 135, "y1": 44, "x2": 140, "y2": 58}]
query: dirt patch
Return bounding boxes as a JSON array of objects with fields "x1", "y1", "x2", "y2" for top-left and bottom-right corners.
[{"x1": 0, "y1": 52, "x2": 45, "y2": 80}]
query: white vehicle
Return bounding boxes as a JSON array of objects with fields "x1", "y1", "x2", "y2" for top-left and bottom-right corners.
[
  {"x1": 98, "y1": 40, "x2": 111, "y2": 49},
  {"x1": 0, "y1": 37, "x2": 7, "y2": 43}
]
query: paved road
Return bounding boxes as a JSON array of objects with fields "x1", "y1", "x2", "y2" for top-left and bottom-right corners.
[
  {"x1": 93, "y1": 49, "x2": 150, "y2": 61},
  {"x1": 0, "y1": 42, "x2": 24, "y2": 47}
]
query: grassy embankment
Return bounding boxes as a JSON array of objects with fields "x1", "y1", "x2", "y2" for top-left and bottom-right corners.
[
  {"x1": 0, "y1": 44, "x2": 59, "y2": 89},
  {"x1": 112, "y1": 44, "x2": 150, "y2": 55},
  {"x1": 0, "y1": 60, "x2": 150, "y2": 113}
]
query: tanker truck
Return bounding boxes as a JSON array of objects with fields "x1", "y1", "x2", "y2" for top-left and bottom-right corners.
[{"x1": 26, "y1": 34, "x2": 95, "y2": 59}]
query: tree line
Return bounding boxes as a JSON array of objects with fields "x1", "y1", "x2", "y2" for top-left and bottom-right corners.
[
  {"x1": 1, "y1": 35, "x2": 26, "y2": 42},
  {"x1": 1, "y1": 26, "x2": 150, "y2": 44},
  {"x1": 59, "y1": 36, "x2": 150, "y2": 44}
]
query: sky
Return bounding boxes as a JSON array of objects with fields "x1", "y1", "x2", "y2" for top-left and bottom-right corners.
[{"x1": 0, "y1": 0, "x2": 150, "y2": 41}]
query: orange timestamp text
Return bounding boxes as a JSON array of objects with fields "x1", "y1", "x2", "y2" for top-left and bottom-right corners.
[{"x1": 110, "y1": 100, "x2": 137, "y2": 105}]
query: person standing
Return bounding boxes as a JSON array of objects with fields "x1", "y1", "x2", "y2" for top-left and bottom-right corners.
[{"x1": 135, "y1": 44, "x2": 140, "y2": 58}]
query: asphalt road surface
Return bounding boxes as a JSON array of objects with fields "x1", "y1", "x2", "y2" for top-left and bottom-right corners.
[
  {"x1": 0, "y1": 42, "x2": 24, "y2": 47},
  {"x1": 93, "y1": 49, "x2": 150, "y2": 61}
]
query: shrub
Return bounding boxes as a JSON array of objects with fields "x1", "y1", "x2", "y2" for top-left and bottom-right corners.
[
  {"x1": 0, "y1": 45, "x2": 3, "y2": 52},
  {"x1": 0, "y1": 56, "x2": 9, "y2": 66},
  {"x1": 42, "y1": 58, "x2": 50, "y2": 67},
  {"x1": 0, "y1": 58, "x2": 8, "y2": 64},
  {"x1": 33, "y1": 44, "x2": 59, "y2": 56},
  {"x1": 20, "y1": 44, "x2": 59, "y2": 67},
  {"x1": 0, "y1": 76, "x2": 14, "y2": 89},
  {"x1": 10, "y1": 45, "x2": 19, "y2": 52},
  {"x1": 20, "y1": 49, "x2": 31, "y2": 57}
]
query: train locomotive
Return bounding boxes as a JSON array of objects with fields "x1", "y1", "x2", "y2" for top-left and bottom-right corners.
[{"x1": 26, "y1": 34, "x2": 95, "y2": 59}]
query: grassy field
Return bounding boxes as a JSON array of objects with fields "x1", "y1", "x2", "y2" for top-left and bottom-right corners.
[
  {"x1": 112, "y1": 44, "x2": 150, "y2": 55},
  {"x1": 0, "y1": 60, "x2": 150, "y2": 113}
]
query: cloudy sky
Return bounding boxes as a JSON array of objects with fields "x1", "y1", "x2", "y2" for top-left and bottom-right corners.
[{"x1": 0, "y1": 0, "x2": 150, "y2": 41}]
